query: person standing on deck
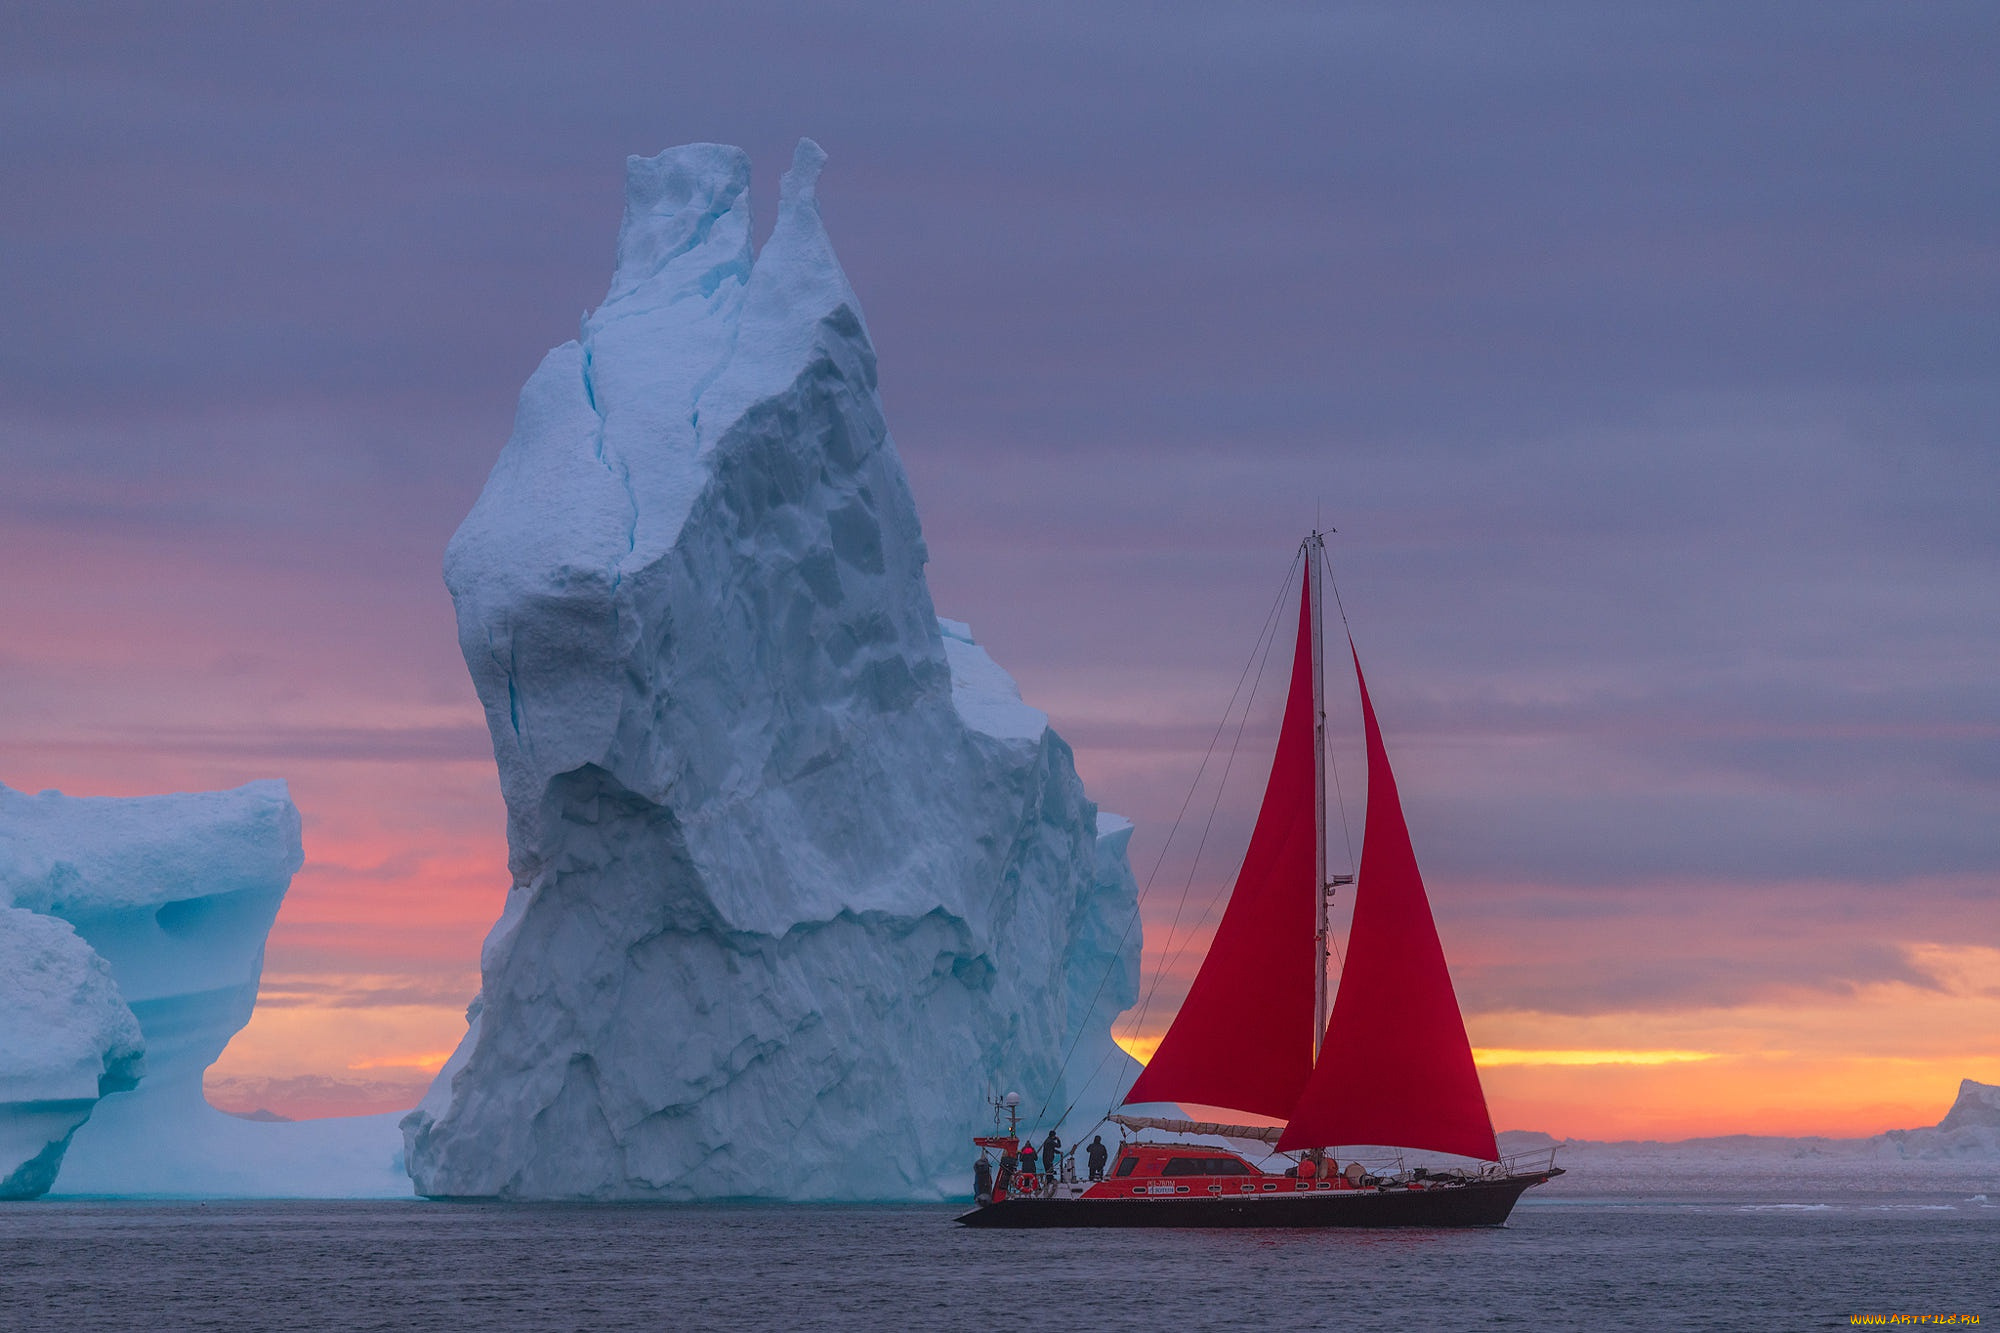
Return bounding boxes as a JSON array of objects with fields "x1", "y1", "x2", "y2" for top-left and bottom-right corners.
[
  {"x1": 973, "y1": 1155, "x2": 993, "y2": 1203},
  {"x1": 1086, "y1": 1136, "x2": 1108, "y2": 1181},
  {"x1": 1041, "y1": 1130, "x2": 1062, "y2": 1182}
]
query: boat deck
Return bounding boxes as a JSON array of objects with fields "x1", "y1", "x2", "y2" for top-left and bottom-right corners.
[{"x1": 954, "y1": 1170, "x2": 1556, "y2": 1228}]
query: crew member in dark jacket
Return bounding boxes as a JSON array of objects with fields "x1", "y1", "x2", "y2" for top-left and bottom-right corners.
[
  {"x1": 1041, "y1": 1130, "x2": 1062, "y2": 1181},
  {"x1": 1020, "y1": 1138, "x2": 1038, "y2": 1177},
  {"x1": 1086, "y1": 1135, "x2": 1109, "y2": 1181},
  {"x1": 973, "y1": 1155, "x2": 993, "y2": 1203}
]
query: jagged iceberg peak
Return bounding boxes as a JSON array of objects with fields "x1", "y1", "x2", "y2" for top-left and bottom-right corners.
[
  {"x1": 603, "y1": 143, "x2": 753, "y2": 313},
  {"x1": 450, "y1": 138, "x2": 869, "y2": 617},
  {"x1": 445, "y1": 138, "x2": 942, "y2": 926},
  {"x1": 413, "y1": 141, "x2": 1141, "y2": 1201}
]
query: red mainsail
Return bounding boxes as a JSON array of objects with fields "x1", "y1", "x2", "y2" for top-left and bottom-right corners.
[
  {"x1": 1121, "y1": 580, "x2": 1319, "y2": 1120},
  {"x1": 1277, "y1": 647, "x2": 1497, "y2": 1159}
]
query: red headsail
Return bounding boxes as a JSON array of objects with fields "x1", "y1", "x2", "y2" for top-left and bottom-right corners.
[
  {"x1": 1277, "y1": 647, "x2": 1497, "y2": 1160},
  {"x1": 1122, "y1": 579, "x2": 1319, "y2": 1120}
]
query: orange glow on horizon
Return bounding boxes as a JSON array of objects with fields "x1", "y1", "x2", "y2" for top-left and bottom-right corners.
[
  {"x1": 1114, "y1": 1033, "x2": 1162, "y2": 1066},
  {"x1": 1105, "y1": 943, "x2": 2000, "y2": 1140},
  {"x1": 346, "y1": 1052, "x2": 456, "y2": 1072},
  {"x1": 1471, "y1": 1048, "x2": 1716, "y2": 1067}
]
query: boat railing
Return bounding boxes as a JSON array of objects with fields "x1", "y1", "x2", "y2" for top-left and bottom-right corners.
[
  {"x1": 1490, "y1": 1144, "x2": 1563, "y2": 1177},
  {"x1": 1315, "y1": 1151, "x2": 1408, "y2": 1176},
  {"x1": 1303, "y1": 1144, "x2": 1560, "y2": 1182}
]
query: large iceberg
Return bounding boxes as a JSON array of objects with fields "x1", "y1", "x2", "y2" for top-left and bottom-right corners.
[
  {"x1": 0, "y1": 781, "x2": 410, "y2": 1197},
  {"x1": 404, "y1": 140, "x2": 1141, "y2": 1200}
]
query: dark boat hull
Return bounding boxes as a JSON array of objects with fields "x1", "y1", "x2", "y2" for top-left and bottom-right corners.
[{"x1": 953, "y1": 1171, "x2": 1556, "y2": 1228}]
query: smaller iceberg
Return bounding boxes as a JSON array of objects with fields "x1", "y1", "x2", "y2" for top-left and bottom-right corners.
[
  {"x1": 1882, "y1": 1079, "x2": 2000, "y2": 1160},
  {"x1": 0, "y1": 906, "x2": 143, "y2": 1198},
  {"x1": 1, "y1": 781, "x2": 411, "y2": 1197}
]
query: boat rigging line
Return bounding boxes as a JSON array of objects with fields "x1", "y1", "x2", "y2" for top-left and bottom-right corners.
[
  {"x1": 1031, "y1": 538, "x2": 1370, "y2": 1146},
  {"x1": 1029, "y1": 549, "x2": 1302, "y2": 1133},
  {"x1": 1118, "y1": 554, "x2": 1299, "y2": 1063}
]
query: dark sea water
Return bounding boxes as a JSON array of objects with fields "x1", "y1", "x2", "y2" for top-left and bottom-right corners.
[{"x1": 6, "y1": 1164, "x2": 1995, "y2": 1331}]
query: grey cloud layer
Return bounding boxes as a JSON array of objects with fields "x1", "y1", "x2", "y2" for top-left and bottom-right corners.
[{"x1": 3, "y1": 0, "x2": 1994, "y2": 1019}]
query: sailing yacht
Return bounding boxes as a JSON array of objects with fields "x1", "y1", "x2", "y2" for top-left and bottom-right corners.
[{"x1": 957, "y1": 532, "x2": 1561, "y2": 1228}]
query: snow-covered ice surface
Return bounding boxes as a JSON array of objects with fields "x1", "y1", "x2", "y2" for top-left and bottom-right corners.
[
  {"x1": 405, "y1": 141, "x2": 1141, "y2": 1201},
  {"x1": 0, "y1": 907, "x2": 143, "y2": 1198},
  {"x1": 0, "y1": 781, "x2": 410, "y2": 1197}
]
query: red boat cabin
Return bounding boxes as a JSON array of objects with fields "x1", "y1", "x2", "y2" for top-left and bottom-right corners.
[{"x1": 1078, "y1": 1143, "x2": 1351, "y2": 1200}]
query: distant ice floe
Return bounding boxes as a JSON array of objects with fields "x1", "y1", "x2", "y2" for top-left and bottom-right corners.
[{"x1": 1500, "y1": 1078, "x2": 2000, "y2": 1167}]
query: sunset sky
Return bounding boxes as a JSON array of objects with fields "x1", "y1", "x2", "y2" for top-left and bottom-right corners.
[{"x1": 5, "y1": 2, "x2": 1996, "y2": 1139}]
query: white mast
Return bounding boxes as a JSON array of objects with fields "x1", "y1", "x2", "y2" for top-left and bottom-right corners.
[{"x1": 1308, "y1": 529, "x2": 1329, "y2": 1060}]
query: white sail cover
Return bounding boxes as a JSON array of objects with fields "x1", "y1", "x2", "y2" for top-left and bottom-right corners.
[{"x1": 1106, "y1": 1115, "x2": 1284, "y2": 1145}]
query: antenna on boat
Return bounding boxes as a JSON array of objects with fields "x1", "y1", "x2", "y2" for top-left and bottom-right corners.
[{"x1": 990, "y1": 1090, "x2": 1022, "y2": 1141}]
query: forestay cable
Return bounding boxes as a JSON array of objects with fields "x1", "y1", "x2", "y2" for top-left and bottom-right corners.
[{"x1": 1033, "y1": 552, "x2": 1303, "y2": 1132}]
